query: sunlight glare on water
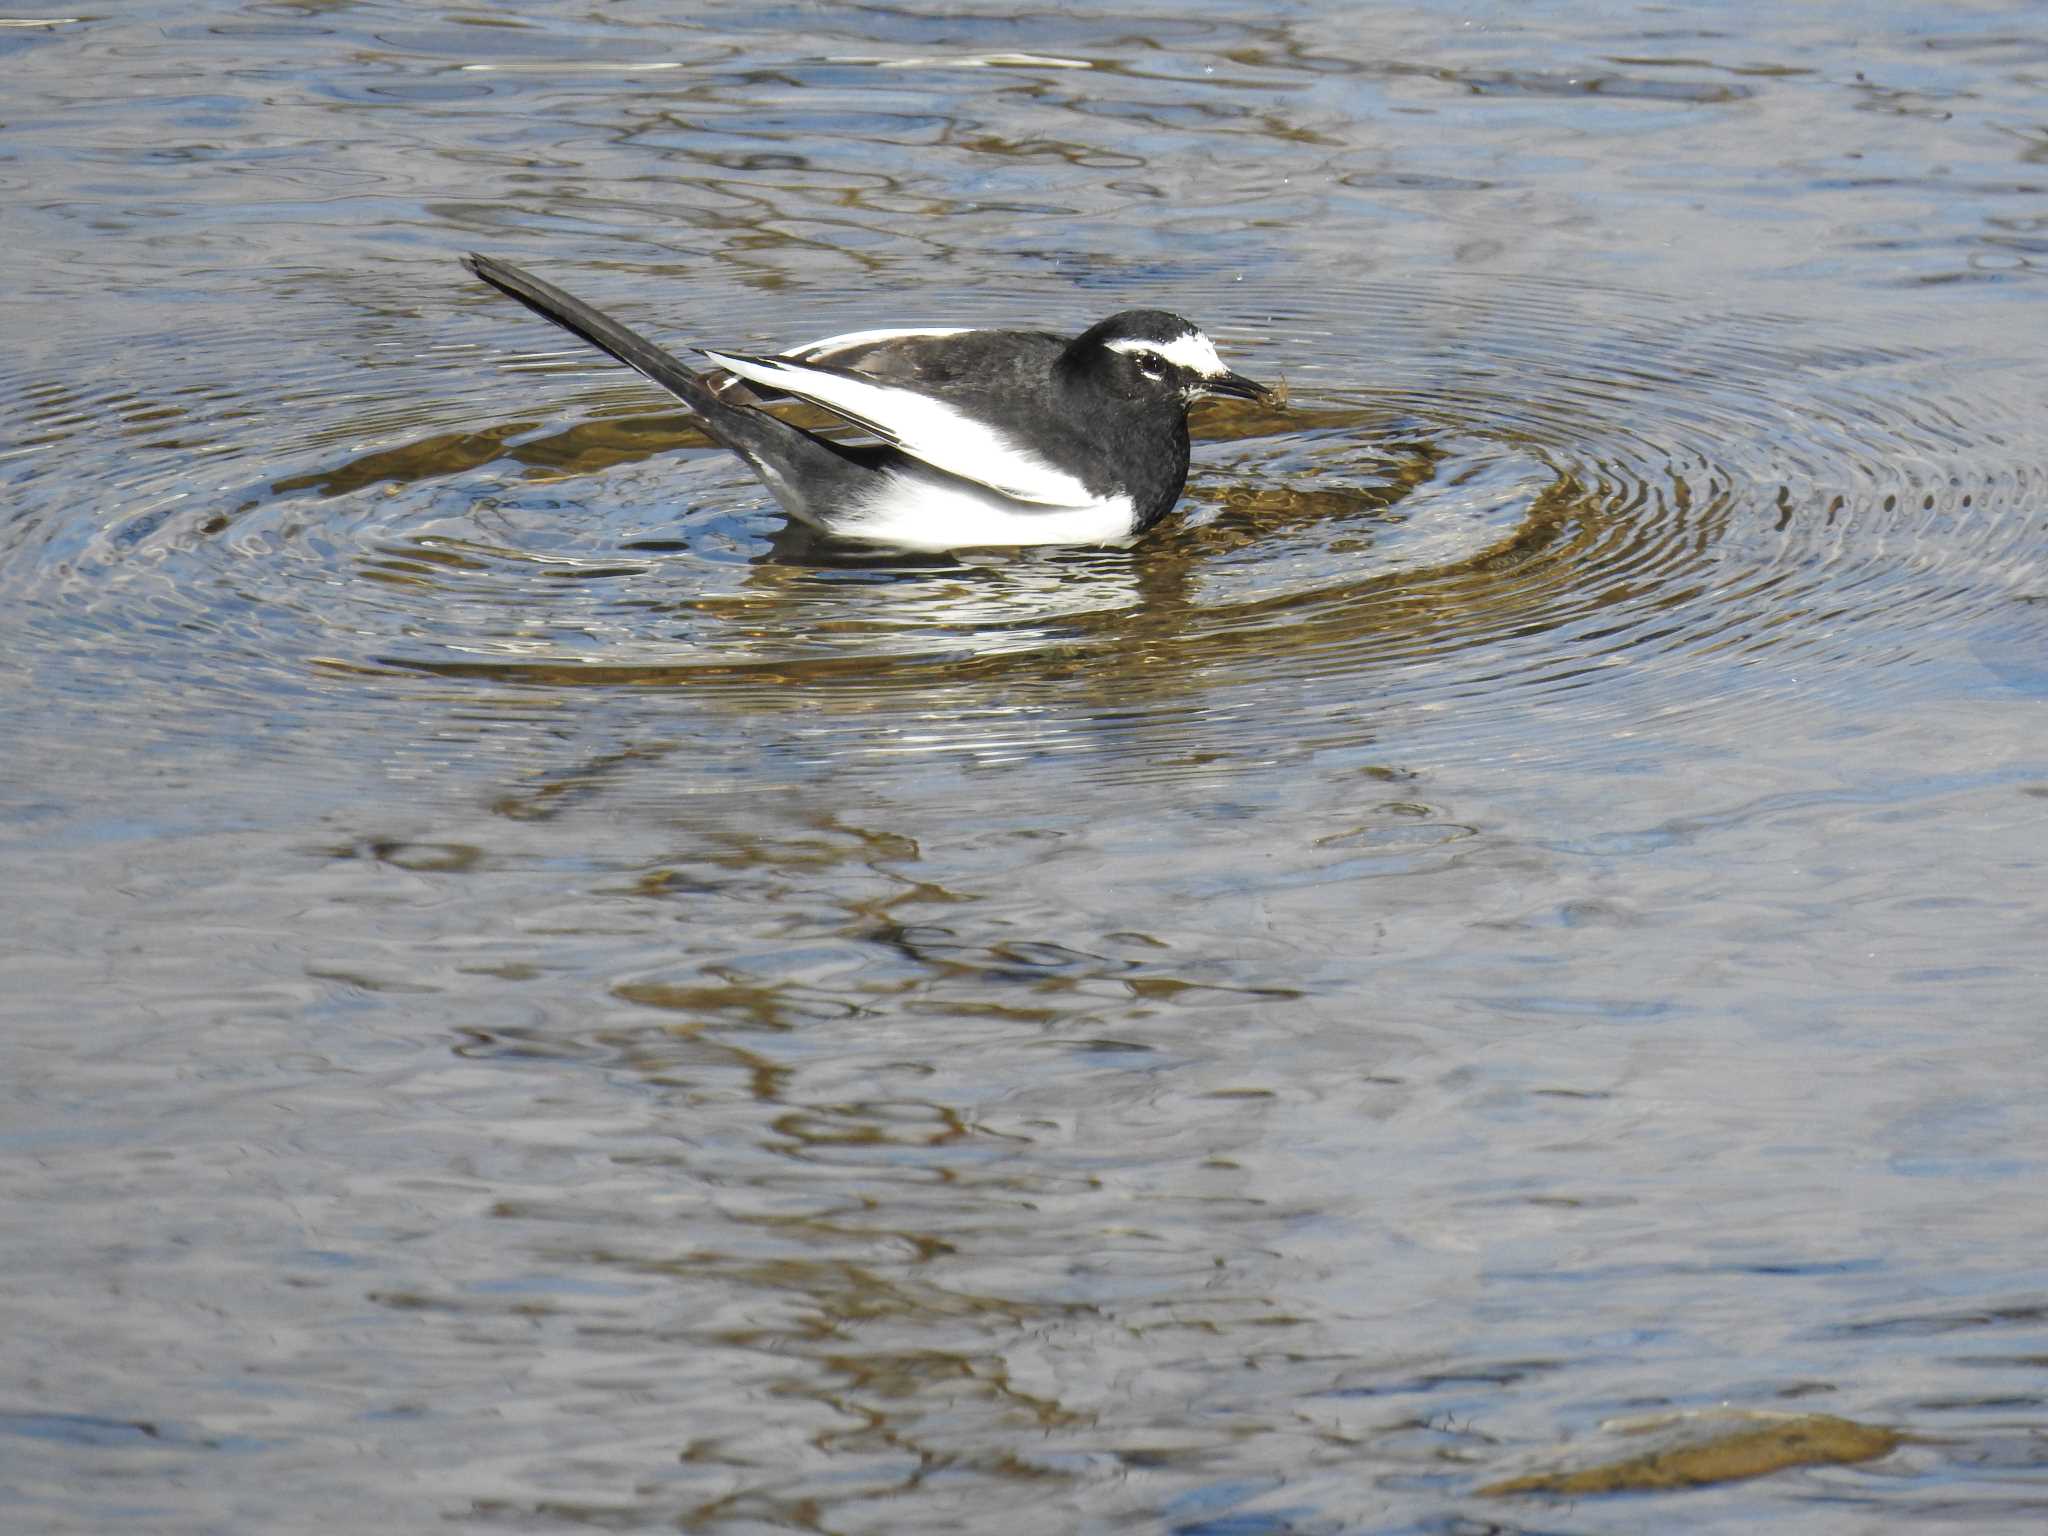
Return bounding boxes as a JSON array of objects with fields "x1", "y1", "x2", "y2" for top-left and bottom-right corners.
[{"x1": 2, "y1": 3, "x2": 2046, "y2": 1532}]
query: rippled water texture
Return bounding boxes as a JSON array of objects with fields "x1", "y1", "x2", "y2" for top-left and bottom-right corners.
[{"x1": 4, "y1": 3, "x2": 2047, "y2": 1532}]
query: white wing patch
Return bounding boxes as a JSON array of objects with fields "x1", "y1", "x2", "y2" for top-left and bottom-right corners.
[
  {"x1": 788, "y1": 325, "x2": 970, "y2": 362},
  {"x1": 701, "y1": 348, "x2": 1095, "y2": 507},
  {"x1": 1107, "y1": 332, "x2": 1227, "y2": 378}
]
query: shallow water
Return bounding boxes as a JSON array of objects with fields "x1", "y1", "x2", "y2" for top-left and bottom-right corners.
[{"x1": 3, "y1": 2, "x2": 2046, "y2": 1531}]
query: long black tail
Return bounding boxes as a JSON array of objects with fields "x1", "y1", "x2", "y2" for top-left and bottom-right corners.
[
  {"x1": 462, "y1": 253, "x2": 720, "y2": 414},
  {"x1": 462, "y1": 253, "x2": 885, "y2": 528}
]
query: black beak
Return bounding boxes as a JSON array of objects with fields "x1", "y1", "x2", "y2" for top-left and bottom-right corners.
[{"x1": 1200, "y1": 370, "x2": 1273, "y2": 403}]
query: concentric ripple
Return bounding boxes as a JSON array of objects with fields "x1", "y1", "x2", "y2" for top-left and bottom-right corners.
[{"x1": 3, "y1": 269, "x2": 2043, "y2": 786}]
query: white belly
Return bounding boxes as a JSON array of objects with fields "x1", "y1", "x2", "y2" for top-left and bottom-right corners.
[{"x1": 833, "y1": 469, "x2": 1139, "y2": 551}]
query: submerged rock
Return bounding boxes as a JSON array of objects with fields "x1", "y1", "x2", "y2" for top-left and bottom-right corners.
[{"x1": 1480, "y1": 1411, "x2": 1901, "y2": 1497}]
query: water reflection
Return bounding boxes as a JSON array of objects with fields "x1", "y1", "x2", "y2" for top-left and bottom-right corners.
[{"x1": 5, "y1": 2, "x2": 2048, "y2": 1532}]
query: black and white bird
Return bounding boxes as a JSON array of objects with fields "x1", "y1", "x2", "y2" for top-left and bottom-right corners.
[{"x1": 462, "y1": 253, "x2": 1273, "y2": 551}]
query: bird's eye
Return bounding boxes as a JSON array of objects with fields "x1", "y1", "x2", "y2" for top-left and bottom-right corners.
[{"x1": 1132, "y1": 351, "x2": 1166, "y2": 379}]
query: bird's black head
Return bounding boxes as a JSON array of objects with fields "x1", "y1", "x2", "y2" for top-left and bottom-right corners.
[{"x1": 1061, "y1": 309, "x2": 1272, "y2": 410}]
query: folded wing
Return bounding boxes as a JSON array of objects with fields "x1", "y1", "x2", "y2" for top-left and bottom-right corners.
[{"x1": 700, "y1": 348, "x2": 1096, "y2": 507}]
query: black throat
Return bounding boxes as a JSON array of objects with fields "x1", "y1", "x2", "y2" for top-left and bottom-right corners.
[{"x1": 1050, "y1": 340, "x2": 1196, "y2": 531}]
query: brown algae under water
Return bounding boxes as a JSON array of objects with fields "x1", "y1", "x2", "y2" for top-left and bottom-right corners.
[{"x1": 2, "y1": 3, "x2": 2047, "y2": 1533}]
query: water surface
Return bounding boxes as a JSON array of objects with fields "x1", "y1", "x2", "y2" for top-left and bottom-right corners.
[{"x1": 4, "y1": 2, "x2": 2046, "y2": 1531}]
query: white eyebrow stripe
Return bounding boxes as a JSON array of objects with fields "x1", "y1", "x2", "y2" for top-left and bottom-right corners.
[
  {"x1": 1107, "y1": 332, "x2": 1227, "y2": 377},
  {"x1": 701, "y1": 349, "x2": 1096, "y2": 506}
]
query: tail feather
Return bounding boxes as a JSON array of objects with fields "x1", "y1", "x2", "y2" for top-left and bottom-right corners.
[
  {"x1": 462, "y1": 253, "x2": 886, "y2": 528},
  {"x1": 462, "y1": 252, "x2": 717, "y2": 413}
]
